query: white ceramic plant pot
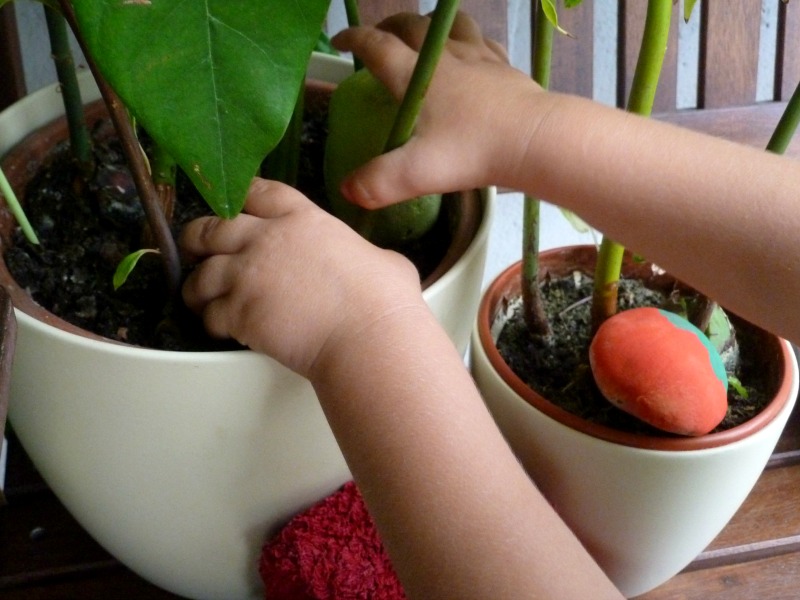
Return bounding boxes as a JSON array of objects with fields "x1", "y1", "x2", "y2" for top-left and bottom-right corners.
[
  {"x1": 470, "y1": 250, "x2": 799, "y2": 598},
  {"x1": 1, "y1": 54, "x2": 493, "y2": 600}
]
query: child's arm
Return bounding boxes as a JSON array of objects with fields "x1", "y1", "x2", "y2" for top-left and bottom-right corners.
[
  {"x1": 180, "y1": 179, "x2": 623, "y2": 599},
  {"x1": 334, "y1": 13, "x2": 800, "y2": 346}
]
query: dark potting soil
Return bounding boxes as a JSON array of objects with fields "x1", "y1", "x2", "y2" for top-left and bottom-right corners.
[
  {"x1": 496, "y1": 274, "x2": 772, "y2": 435},
  {"x1": 3, "y1": 112, "x2": 450, "y2": 351}
]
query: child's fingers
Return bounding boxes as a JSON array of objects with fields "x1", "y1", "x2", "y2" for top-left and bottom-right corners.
[
  {"x1": 243, "y1": 178, "x2": 309, "y2": 218},
  {"x1": 341, "y1": 140, "x2": 451, "y2": 209},
  {"x1": 198, "y1": 295, "x2": 237, "y2": 340},
  {"x1": 332, "y1": 27, "x2": 419, "y2": 100},
  {"x1": 375, "y1": 12, "x2": 430, "y2": 49},
  {"x1": 181, "y1": 254, "x2": 233, "y2": 315},
  {"x1": 483, "y1": 37, "x2": 509, "y2": 61},
  {"x1": 179, "y1": 215, "x2": 255, "y2": 258},
  {"x1": 447, "y1": 11, "x2": 484, "y2": 43}
]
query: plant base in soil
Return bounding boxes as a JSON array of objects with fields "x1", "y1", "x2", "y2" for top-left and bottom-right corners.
[
  {"x1": 3, "y1": 110, "x2": 451, "y2": 351},
  {"x1": 496, "y1": 274, "x2": 771, "y2": 435}
]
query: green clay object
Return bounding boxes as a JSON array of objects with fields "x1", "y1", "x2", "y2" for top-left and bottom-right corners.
[{"x1": 324, "y1": 68, "x2": 441, "y2": 247}]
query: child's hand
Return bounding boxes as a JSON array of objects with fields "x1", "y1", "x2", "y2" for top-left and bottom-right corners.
[
  {"x1": 180, "y1": 178, "x2": 424, "y2": 377},
  {"x1": 332, "y1": 12, "x2": 548, "y2": 208}
]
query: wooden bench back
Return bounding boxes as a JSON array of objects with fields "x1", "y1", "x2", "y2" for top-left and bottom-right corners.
[
  {"x1": 2, "y1": 2, "x2": 799, "y2": 113},
  {"x1": 360, "y1": 0, "x2": 800, "y2": 112}
]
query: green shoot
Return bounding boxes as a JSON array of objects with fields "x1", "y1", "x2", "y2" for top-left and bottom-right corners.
[
  {"x1": 343, "y1": 0, "x2": 363, "y2": 71},
  {"x1": 521, "y1": 0, "x2": 556, "y2": 338},
  {"x1": 113, "y1": 249, "x2": 160, "y2": 290},
  {"x1": 591, "y1": 0, "x2": 672, "y2": 332},
  {"x1": 728, "y1": 375, "x2": 748, "y2": 399},
  {"x1": 0, "y1": 166, "x2": 39, "y2": 245}
]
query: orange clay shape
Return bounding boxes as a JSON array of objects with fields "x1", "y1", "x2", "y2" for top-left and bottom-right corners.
[{"x1": 589, "y1": 307, "x2": 728, "y2": 436}]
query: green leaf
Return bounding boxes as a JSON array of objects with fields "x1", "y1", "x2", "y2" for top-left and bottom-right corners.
[
  {"x1": 71, "y1": 0, "x2": 330, "y2": 218},
  {"x1": 564, "y1": 0, "x2": 584, "y2": 7},
  {"x1": 113, "y1": 248, "x2": 160, "y2": 290},
  {"x1": 728, "y1": 375, "x2": 749, "y2": 399},
  {"x1": 0, "y1": 166, "x2": 39, "y2": 245},
  {"x1": 315, "y1": 30, "x2": 339, "y2": 56},
  {"x1": 559, "y1": 208, "x2": 591, "y2": 233},
  {"x1": 540, "y1": 0, "x2": 571, "y2": 37},
  {"x1": 684, "y1": 0, "x2": 699, "y2": 22}
]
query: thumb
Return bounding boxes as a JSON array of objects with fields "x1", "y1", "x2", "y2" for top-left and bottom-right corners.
[{"x1": 340, "y1": 140, "x2": 455, "y2": 209}]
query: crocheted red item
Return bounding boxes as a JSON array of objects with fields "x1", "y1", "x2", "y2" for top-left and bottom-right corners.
[{"x1": 259, "y1": 481, "x2": 406, "y2": 600}]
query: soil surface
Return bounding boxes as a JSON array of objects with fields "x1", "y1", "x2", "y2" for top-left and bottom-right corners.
[
  {"x1": 3, "y1": 110, "x2": 450, "y2": 351},
  {"x1": 496, "y1": 274, "x2": 772, "y2": 435}
]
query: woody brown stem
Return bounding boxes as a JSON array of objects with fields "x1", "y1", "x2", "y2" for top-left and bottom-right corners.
[{"x1": 58, "y1": 0, "x2": 181, "y2": 298}]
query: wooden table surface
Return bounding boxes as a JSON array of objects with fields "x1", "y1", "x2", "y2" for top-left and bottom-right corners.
[{"x1": 1, "y1": 395, "x2": 800, "y2": 600}]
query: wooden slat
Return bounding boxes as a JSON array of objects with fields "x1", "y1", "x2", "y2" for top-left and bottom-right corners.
[
  {"x1": 701, "y1": 465, "x2": 800, "y2": 555},
  {"x1": 547, "y1": 1, "x2": 594, "y2": 98},
  {"x1": 460, "y1": 0, "x2": 508, "y2": 49},
  {"x1": 619, "y1": 0, "x2": 679, "y2": 112},
  {"x1": 634, "y1": 551, "x2": 800, "y2": 599},
  {"x1": 656, "y1": 102, "x2": 800, "y2": 159},
  {"x1": 774, "y1": 395, "x2": 800, "y2": 456},
  {"x1": 1, "y1": 567, "x2": 183, "y2": 599},
  {"x1": 358, "y1": 1, "x2": 420, "y2": 26},
  {"x1": 776, "y1": 0, "x2": 800, "y2": 101},
  {"x1": 0, "y1": 490, "x2": 117, "y2": 589},
  {"x1": 0, "y1": 4, "x2": 26, "y2": 112},
  {"x1": 0, "y1": 288, "x2": 15, "y2": 466},
  {"x1": 698, "y1": 0, "x2": 762, "y2": 108}
]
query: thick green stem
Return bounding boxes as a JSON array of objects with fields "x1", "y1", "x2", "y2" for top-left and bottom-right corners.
[
  {"x1": 522, "y1": 0, "x2": 554, "y2": 337},
  {"x1": 383, "y1": 0, "x2": 461, "y2": 153},
  {"x1": 357, "y1": 0, "x2": 460, "y2": 239},
  {"x1": 44, "y1": 4, "x2": 93, "y2": 178},
  {"x1": 344, "y1": 0, "x2": 363, "y2": 71},
  {"x1": 767, "y1": 79, "x2": 800, "y2": 154},
  {"x1": 590, "y1": 240, "x2": 626, "y2": 329},
  {"x1": 592, "y1": 0, "x2": 671, "y2": 332}
]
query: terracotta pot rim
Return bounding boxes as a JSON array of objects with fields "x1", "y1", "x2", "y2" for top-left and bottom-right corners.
[{"x1": 477, "y1": 247, "x2": 796, "y2": 452}]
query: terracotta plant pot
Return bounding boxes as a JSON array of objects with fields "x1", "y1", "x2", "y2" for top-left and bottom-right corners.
[
  {"x1": 470, "y1": 246, "x2": 798, "y2": 597},
  {"x1": 0, "y1": 53, "x2": 494, "y2": 600}
]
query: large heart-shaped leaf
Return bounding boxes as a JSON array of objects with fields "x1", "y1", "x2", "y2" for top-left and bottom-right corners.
[{"x1": 71, "y1": 0, "x2": 330, "y2": 217}]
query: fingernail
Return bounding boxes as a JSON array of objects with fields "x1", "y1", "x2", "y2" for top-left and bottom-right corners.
[{"x1": 341, "y1": 177, "x2": 371, "y2": 206}]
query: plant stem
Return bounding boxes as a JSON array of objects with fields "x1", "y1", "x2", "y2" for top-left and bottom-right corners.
[
  {"x1": 149, "y1": 142, "x2": 177, "y2": 240},
  {"x1": 383, "y1": 0, "x2": 461, "y2": 153},
  {"x1": 357, "y1": 0, "x2": 461, "y2": 239},
  {"x1": 0, "y1": 167, "x2": 39, "y2": 245},
  {"x1": 58, "y1": 0, "x2": 181, "y2": 298},
  {"x1": 343, "y1": 0, "x2": 364, "y2": 71},
  {"x1": 522, "y1": 0, "x2": 554, "y2": 338},
  {"x1": 767, "y1": 79, "x2": 800, "y2": 154},
  {"x1": 43, "y1": 4, "x2": 94, "y2": 179},
  {"x1": 690, "y1": 296, "x2": 717, "y2": 333},
  {"x1": 591, "y1": 0, "x2": 671, "y2": 332}
]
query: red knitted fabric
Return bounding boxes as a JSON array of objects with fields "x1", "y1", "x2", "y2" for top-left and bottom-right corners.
[{"x1": 259, "y1": 481, "x2": 406, "y2": 600}]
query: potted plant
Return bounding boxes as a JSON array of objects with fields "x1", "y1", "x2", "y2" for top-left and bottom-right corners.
[
  {"x1": 0, "y1": 1, "x2": 493, "y2": 598},
  {"x1": 470, "y1": 1, "x2": 799, "y2": 597}
]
